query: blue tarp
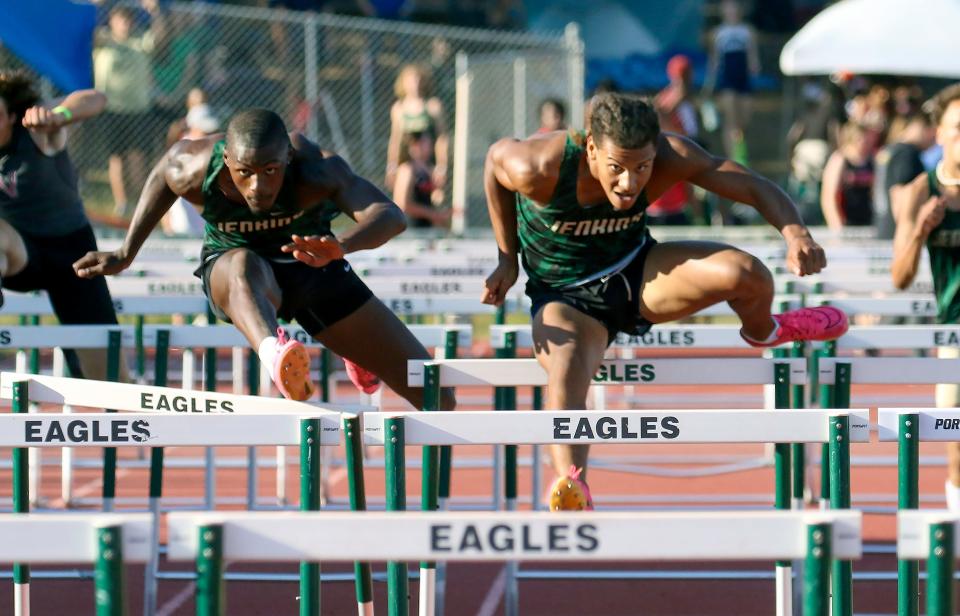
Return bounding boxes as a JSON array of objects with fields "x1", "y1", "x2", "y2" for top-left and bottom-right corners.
[{"x1": 0, "y1": 0, "x2": 97, "y2": 91}]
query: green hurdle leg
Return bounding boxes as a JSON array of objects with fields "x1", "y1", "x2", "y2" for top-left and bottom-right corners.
[
  {"x1": 136, "y1": 314, "x2": 146, "y2": 381},
  {"x1": 927, "y1": 522, "x2": 955, "y2": 616},
  {"x1": 196, "y1": 524, "x2": 225, "y2": 616},
  {"x1": 803, "y1": 523, "x2": 831, "y2": 616},
  {"x1": 385, "y1": 416, "x2": 409, "y2": 616},
  {"x1": 420, "y1": 365, "x2": 442, "y2": 615},
  {"x1": 144, "y1": 330, "x2": 170, "y2": 616},
  {"x1": 27, "y1": 317, "x2": 40, "y2": 507},
  {"x1": 13, "y1": 381, "x2": 30, "y2": 615},
  {"x1": 499, "y1": 333, "x2": 520, "y2": 616},
  {"x1": 344, "y1": 415, "x2": 374, "y2": 615},
  {"x1": 898, "y1": 413, "x2": 920, "y2": 616},
  {"x1": 438, "y1": 330, "x2": 459, "y2": 504},
  {"x1": 829, "y1": 411, "x2": 852, "y2": 616},
  {"x1": 300, "y1": 418, "x2": 322, "y2": 616},
  {"x1": 95, "y1": 525, "x2": 125, "y2": 616},
  {"x1": 435, "y1": 331, "x2": 458, "y2": 616},
  {"x1": 773, "y1": 362, "x2": 793, "y2": 615},
  {"x1": 791, "y1": 341, "x2": 807, "y2": 506},
  {"x1": 531, "y1": 386, "x2": 544, "y2": 510},
  {"x1": 818, "y1": 341, "x2": 837, "y2": 507},
  {"x1": 246, "y1": 348, "x2": 260, "y2": 510},
  {"x1": 102, "y1": 330, "x2": 122, "y2": 512}
]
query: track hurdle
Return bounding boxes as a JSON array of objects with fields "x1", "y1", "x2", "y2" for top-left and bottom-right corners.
[
  {"x1": 361, "y1": 407, "x2": 867, "y2": 616},
  {"x1": 880, "y1": 407, "x2": 960, "y2": 616},
  {"x1": 0, "y1": 373, "x2": 346, "y2": 616},
  {"x1": 402, "y1": 357, "x2": 813, "y2": 616},
  {"x1": 0, "y1": 513, "x2": 151, "y2": 616},
  {"x1": 897, "y1": 510, "x2": 960, "y2": 616},
  {"x1": 0, "y1": 325, "x2": 127, "y2": 509},
  {"x1": 166, "y1": 509, "x2": 862, "y2": 616},
  {"x1": 820, "y1": 354, "x2": 960, "y2": 616}
]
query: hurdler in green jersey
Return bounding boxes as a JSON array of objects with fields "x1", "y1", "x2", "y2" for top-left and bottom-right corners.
[
  {"x1": 922, "y1": 170, "x2": 960, "y2": 323},
  {"x1": 484, "y1": 92, "x2": 845, "y2": 511},
  {"x1": 74, "y1": 108, "x2": 455, "y2": 417},
  {"x1": 890, "y1": 83, "x2": 960, "y2": 513}
]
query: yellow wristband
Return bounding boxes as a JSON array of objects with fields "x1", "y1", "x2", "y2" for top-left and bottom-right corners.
[{"x1": 52, "y1": 105, "x2": 73, "y2": 122}]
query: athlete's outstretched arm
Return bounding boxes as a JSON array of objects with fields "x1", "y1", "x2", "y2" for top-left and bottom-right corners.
[
  {"x1": 326, "y1": 155, "x2": 406, "y2": 253},
  {"x1": 892, "y1": 173, "x2": 943, "y2": 289},
  {"x1": 659, "y1": 135, "x2": 825, "y2": 276},
  {"x1": 481, "y1": 135, "x2": 560, "y2": 305},
  {"x1": 74, "y1": 144, "x2": 187, "y2": 277}
]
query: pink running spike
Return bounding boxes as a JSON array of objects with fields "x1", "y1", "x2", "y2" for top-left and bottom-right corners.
[
  {"x1": 270, "y1": 327, "x2": 315, "y2": 401},
  {"x1": 547, "y1": 465, "x2": 594, "y2": 511},
  {"x1": 742, "y1": 306, "x2": 849, "y2": 348},
  {"x1": 345, "y1": 359, "x2": 381, "y2": 395}
]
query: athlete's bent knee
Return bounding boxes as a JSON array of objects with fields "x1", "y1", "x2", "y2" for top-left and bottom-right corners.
[{"x1": 720, "y1": 252, "x2": 772, "y2": 297}]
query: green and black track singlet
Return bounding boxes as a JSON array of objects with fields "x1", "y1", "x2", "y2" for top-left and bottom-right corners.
[
  {"x1": 925, "y1": 169, "x2": 960, "y2": 323},
  {"x1": 517, "y1": 131, "x2": 651, "y2": 287},
  {"x1": 200, "y1": 140, "x2": 338, "y2": 258}
]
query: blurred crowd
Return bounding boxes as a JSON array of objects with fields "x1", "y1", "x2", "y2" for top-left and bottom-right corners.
[{"x1": 15, "y1": 0, "x2": 944, "y2": 239}]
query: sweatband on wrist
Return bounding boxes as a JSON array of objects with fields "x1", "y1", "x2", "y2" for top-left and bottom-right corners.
[{"x1": 52, "y1": 105, "x2": 73, "y2": 122}]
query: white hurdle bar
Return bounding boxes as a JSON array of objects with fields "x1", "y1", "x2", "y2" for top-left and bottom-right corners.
[
  {"x1": 0, "y1": 513, "x2": 151, "y2": 616},
  {"x1": 361, "y1": 409, "x2": 870, "y2": 446},
  {"x1": 819, "y1": 357, "x2": 960, "y2": 386},
  {"x1": 166, "y1": 510, "x2": 861, "y2": 616},
  {"x1": 408, "y1": 357, "x2": 808, "y2": 387}
]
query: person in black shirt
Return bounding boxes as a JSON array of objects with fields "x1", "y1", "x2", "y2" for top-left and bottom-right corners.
[
  {"x1": 0, "y1": 70, "x2": 125, "y2": 382},
  {"x1": 873, "y1": 112, "x2": 936, "y2": 239}
]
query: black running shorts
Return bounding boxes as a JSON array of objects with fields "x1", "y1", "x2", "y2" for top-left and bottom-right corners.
[
  {"x1": 196, "y1": 248, "x2": 373, "y2": 333},
  {"x1": 526, "y1": 238, "x2": 657, "y2": 345}
]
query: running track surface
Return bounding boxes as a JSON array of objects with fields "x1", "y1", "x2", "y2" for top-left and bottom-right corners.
[{"x1": 0, "y1": 378, "x2": 946, "y2": 615}]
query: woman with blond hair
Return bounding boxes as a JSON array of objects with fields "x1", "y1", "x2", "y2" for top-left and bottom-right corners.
[
  {"x1": 820, "y1": 122, "x2": 875, "y2": 230},
  {"x1": 385, "y1": 64, "x2": 448, "y2": 190}
]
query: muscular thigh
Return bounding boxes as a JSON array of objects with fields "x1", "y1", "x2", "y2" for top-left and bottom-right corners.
[
  {"x1": 311, "y1": 297, "x2": 435, "y2": 407},
  {"x1": 207, "y1": 249, "x2": 282, "y2": 315},
  {"x1": 639, "y1": 240, "x2": 761, "y2": 323},
  {"x1": 532, "y1": 302, "x2": 609, "y2": 404}
]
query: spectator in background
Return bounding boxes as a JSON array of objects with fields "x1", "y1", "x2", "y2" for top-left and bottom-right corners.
[
  {"x1": 821, "y1": 122, "x2": 875, "y2": 230},
  {"x1": 705, "y1": 0, "x2": 759, "y2": 165},
  {"x1": 649, "y1": 55, "x2": 701, "y2": 226},
  {"x1": 392, "y1": 131, "x2": 449, "y2": 229},
  {"x1": 656, "y1": 55, "x2": 699, "y2": 141},
  {"x1": 873, "y1": 112, "x2": 936, "y2": 239},
  {"x1": 166, "y1": 87, "x2": 209, "y2": 147},
  {"x1": 786, "y1": 79, "x2": 843, "y2": 225},
  {"x1": 536, "y1": 98, "x2": 566, "y2": 134},
  {"x1": 385, "y1": 64, "x2": 448, "y2": 191},
  {"x1": 94, "y1": 5, "x2": 155, "y2": 217},
  {"x1": 161, "y1": 93, "x2": 219, "y2": 237}
]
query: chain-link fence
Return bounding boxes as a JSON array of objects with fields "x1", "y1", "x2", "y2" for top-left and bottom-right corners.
[
  {"x1": 2, "y1": 2, "x2": 581, "y2": 228},
  {"x1": 452, "y1": 27, "x2": 584, "y2": 229}
]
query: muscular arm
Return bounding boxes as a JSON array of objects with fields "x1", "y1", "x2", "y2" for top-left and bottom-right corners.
[
  {"x1": 481, "y1": 134, "x2": 562, "y2": 304},
  {"x1": 659, "y1": 135, "x2": 807, "y2": 236},
  {"x1": 74, "y1": 140, "x2": 206, "y2": 277},
  {"x1": 892, "y1": 174, "x2": 937, "y2": 289},
  {"x1": 652, "y1": 134, "x2": 825, "y2": 275},
  {"x1": 302, "y1": 138, "x2": 405, "y2": 253}
]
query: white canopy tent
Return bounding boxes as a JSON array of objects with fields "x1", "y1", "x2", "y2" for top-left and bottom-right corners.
[{"x1": 780, "y1": 0, "x2": 960, "y2": 78}]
